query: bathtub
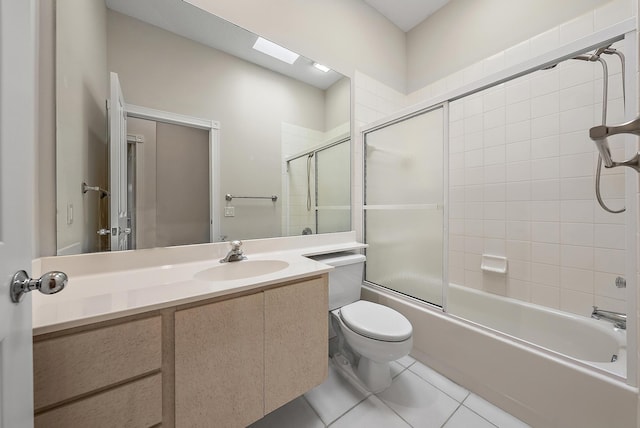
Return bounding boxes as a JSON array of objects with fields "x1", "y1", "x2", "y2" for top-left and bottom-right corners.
[
  {"x1": 447, "y1": 283, "x2": 626, "y2": 377},
  {"x1": 362, "y1": 283, "x2": 638, "y2": 428}
]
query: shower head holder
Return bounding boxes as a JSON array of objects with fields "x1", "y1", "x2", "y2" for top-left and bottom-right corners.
[{"x1": 589, "y1": 116, "x2": 640, "y2": 172}]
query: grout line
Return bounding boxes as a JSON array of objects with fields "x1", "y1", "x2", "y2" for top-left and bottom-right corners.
[
  {"x1": 325, "y1": 395, "x2": 370, "y2": 427},
  {"x1": 302, "y1": 395, "x2": 328, "y2": 428},
  {"x1": 439, "y1": 402, "x2": 463, "y2": 428},
  {"x1": 459, "y1": 403, "x2": 501, "y2": 428}
]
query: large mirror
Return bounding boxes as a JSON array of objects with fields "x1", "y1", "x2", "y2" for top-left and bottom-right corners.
[{"x1": 55, "y1": 0, "x2": 351, "y2": 255}]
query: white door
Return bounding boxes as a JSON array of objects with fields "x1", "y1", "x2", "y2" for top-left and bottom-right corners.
[
  {"x1": 0, "y1": 0, "x2": 36, "y2": 426},
  {"x1": 108, "y1": 72, "x2": 130, "y2": 251}
]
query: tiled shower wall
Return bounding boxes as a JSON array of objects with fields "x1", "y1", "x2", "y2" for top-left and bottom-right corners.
[
  {"x1": 448, "y1": 50, "x2": 627, "y2": 317},
  {"x1": 355, "y1": 0, "x2": 636, "y2": 317}
]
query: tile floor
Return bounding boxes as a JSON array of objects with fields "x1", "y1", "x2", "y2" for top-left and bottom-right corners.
[{"x1": 249, "y1": 356, "x2": 530, "y2": 428}]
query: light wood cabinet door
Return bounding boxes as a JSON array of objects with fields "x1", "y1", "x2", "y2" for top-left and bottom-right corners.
[
  {"x1": 174, "y1": 293, "x2": 264, "y2": 428},
  {"x1": 264, "y1": 277, "x2": 328, "y2": 414},
  {"x1": 33, "y1": 316, "x2": 162, "y2": 411},
  {"x1": 35, "y1": 374, "x2": 162, "y2": 428}
]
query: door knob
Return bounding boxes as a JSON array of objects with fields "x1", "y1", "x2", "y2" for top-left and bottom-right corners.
[{"x1": 10, "y1": 270, "x2": 68, "y2": 303}]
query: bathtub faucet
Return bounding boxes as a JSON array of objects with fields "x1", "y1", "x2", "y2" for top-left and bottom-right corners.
[
  {"x1": 220, "y1": 240, "x2": 247, "y2": 263},
  {"x1": 591, "y1": 306, "x2": 626, "y2": 330}
]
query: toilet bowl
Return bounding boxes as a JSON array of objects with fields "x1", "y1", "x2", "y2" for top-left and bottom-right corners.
[
  {"x1": 311, "y1": 252, "x2": 413, "y2": 393},
  {"x1": 331, "y1": 301, "x2": 413, "y2": 392}
]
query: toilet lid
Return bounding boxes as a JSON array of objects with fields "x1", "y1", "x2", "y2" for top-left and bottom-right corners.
[{"x1": 340, "y1": 301, "x2": 412, "y2": 342}]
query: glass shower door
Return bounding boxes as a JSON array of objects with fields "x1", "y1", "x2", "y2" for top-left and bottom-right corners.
[
  {"x1": 316, "y1": 140, "x2": 351, "y2": 233},
  {"x1": 364, "y1": 106, "x2": 445, "y2": 306}
]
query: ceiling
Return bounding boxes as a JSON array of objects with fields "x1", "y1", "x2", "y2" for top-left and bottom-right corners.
[
  {"x1": 363, "y1": 0, "x2": 450, "y2": 32},
  {"x1": 105, "y1": 0, "x2": 344, "y2": 90}
]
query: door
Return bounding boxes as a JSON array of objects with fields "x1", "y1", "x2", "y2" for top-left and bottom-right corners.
[
  {"x1": 108, "y1": 72, "x2": 130, "y2": 251},
  {"x1": 0, "y1": 0, "x2": 37, "y2": 426}
]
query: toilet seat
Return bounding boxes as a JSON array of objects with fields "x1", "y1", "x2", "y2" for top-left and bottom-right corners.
[{"x1": 339, "y1": 301, "x2": 412, "y2": 342}]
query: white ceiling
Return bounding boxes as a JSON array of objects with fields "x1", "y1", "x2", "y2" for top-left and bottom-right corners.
[
  {"x1": 363, "y1": 0, "x2": 450, "y2": 32},
  {"x1": 105, "y1": 0, "x2": 344, "y2": 90}
]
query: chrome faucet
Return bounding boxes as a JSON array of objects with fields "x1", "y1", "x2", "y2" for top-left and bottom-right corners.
[
  {"x1": 591, "y1": 306, "x2": 626, "y2": 330},
  {"x1": 220, "y1": 240, "x2": 247, "y2": 263}
]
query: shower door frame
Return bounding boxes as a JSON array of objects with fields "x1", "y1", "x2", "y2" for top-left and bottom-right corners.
[
  {"x1": 361, "y1": 18, "x2": 638, "y2": 386},
  {"x1": 361, "y1": 103, "x2": 449, "y2": 308}
]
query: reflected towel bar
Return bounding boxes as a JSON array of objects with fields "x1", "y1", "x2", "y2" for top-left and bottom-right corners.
[
  {"x1": 225, "y1": 193, "x2": 278, "y2": 202},
  {"x1": 82, "y1": 182, "x2": 110, "y2": 199}
]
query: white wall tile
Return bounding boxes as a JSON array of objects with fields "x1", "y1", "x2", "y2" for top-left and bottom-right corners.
[
  {"x1": 505, "y1": 80, "x2": 530, "y2": 105},
  {"x1": 594, "y1": 247, "x2": 625, "y2": 274},
  {"x1": 561, "y1": 245, "x2": 594, "y2": 270},
  {"x1": 506, "y1": 181, "x2": 531, "y2": 201},
  {"x1": 560, "y1": 288, "x2": 594, "y2": 316},
  {"x1": 594, "y1": 224, "x2": 626, "y2": 249},
  {"x1": 531, "y1": 135, "x2": 560, "y2": 159},
  {"x1": 484, "y1": 127, "x2": 506, "y2": 147},
  {"x1": 532, "y1": 179, "x2": 560, "y2": 201},
  {"x1": 561, "y1": 222, "x2": 594, "y2": 246},
  {"x1": 531, "y1": 201, "x2": 560, "y2": 222},
  {"x1": 532, "y1": 263, "x2": 560, "y2": 286},
  {"x1": 531, "y1": 92, "x2": 560, "y2": 119},
  {"x1": 594, "y1": 0, "x2": 634, "y2": 30},
  {"x1": 483, "y1": 86, "x2": 505, "y2": 112},
  {"x1": 530, "y1": 69, "x2": 559, "y2": 98},
  {"x1": 505, "y1": 141, "x2": 530, "y2": 162},
  {"x1": 530, "y1": 283, "x2": 560, "y2": 308},
  {"x1": 531, "y1": 157, "x2": 560, "y2": 180},
  {"x1": 558, "y1": 12, "x2": 595, "y2": 44},
  {"x1": 562, "y1": 267, "x2": 594, "y2": 294},
  {"x1": 506, "y1": 161, "x2": 531, "y2": 182},
  {"x1": 532, "y1": 222, "x2": 560, "y2": 243},
  {"x1": 532, "y1": 242, "x2": 560, "y2": 265},
  {"x1": 507, "y1": 240, "x2": 531, "y2": 260},
  {"x1": 561, "y1": 200, "x2": 594, "y2": 223},
  {"x1": 531, "y1": 114, "x2": 559, "y2": 139}
]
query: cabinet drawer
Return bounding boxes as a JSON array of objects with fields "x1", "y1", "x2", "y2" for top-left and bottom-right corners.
[
  {"x1": 34, "y1": 316, "x2": 162, "y2": 410},
  {"x1": 35, "y1": 373, "x2": 162, "y2": 428}
]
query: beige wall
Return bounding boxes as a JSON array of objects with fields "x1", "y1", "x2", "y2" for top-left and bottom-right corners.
[
  {"x1": 324, "y1": 77, "x2": 350, "y2": 133},
  {"x1": 184, "y1": 0, "x2": 406, "y2": 93},
  {"x1": 107, "y1": 11, "x2": 327, "y2": 241},
  {"x1": 55, "y1": 0, "x2": 108, "y2": 254},
  {"x1": 407, "y1": 0, "x2": 615, "y2": 92},
  {"x1": 37, "y1": 0, "x2": 56, "y2": 257}
]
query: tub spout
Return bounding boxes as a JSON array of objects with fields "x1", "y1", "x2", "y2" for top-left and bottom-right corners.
[{"x1": 591, "y1": 306, "x2": 626, "y2": 330}]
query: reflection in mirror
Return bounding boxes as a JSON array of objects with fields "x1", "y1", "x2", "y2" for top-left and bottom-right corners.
[{"x1": 55, "y1": 0, "x2": 350, "y2": 255}]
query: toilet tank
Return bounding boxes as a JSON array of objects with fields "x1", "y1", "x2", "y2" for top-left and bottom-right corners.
[{"x1": 310, "y1": 252, "x2": 366, "y2": 310}]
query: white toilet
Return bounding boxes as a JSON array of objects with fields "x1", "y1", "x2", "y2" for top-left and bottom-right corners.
[{"x1": 313, "y1": 252, "x2": 413, "y2": 393}]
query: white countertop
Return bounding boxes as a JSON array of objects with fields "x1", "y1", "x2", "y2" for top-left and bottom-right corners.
[{"x1": 32, "y1": 232, "x2": 366, "y2": 335}]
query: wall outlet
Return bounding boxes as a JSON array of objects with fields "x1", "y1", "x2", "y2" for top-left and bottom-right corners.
[{"x1": 224, "y1": 206, "x2": 235, "y2": 217}]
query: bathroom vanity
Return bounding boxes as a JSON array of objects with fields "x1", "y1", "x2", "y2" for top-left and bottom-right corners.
[{"x1": 31, "y1": 233, "x2": 365, "y2": 428}]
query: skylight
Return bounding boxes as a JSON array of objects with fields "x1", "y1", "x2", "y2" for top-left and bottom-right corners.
[{"x1": 252, "y1": 37, "x2": 300, "y2": 65}]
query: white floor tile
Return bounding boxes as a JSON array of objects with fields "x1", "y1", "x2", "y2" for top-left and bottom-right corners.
[
  {"x1": 396, "y1": 355, "x2": 416, "y2": 368},
  {"x1": 391, "y1": 361, "x2": 405, "y2": 378},
  {"x1": 330, "y1": 395, "x2": 411, "y2": 428},
  {"x1": 409, "y1": 361, "x2": 470, "y2": 403},
  {"x1": 304, "y1": 363, "x2": 369, "y2": 425},
  {"x1": 248, "y1": 396, "x2": 324, "y2": 428},
  {"x1": 376, "y1": 370, "x2": 460, "y2": 428},
  {"x1": 464, "y1": 394, "x2": 531, "y2": 428},
  {"x1": 444, "y1": 405, "x2": 496, "y2": 428}
]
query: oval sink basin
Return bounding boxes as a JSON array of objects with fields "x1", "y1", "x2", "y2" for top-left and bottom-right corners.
[{"x1": 194, "y1": 260, "x2": 290, "y2": 281}]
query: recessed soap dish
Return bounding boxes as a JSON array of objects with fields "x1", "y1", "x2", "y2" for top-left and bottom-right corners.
[{"x1": 480, "y1": 254, "x2": 508, "y2": 274}]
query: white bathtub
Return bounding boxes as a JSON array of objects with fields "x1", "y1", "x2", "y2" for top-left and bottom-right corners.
[
  {"x1": 362, "y1": 283, "x2": 638, "y2": 428},
  {"x1": 447, "y1": 283, "x2": 627, "y2": 376}
]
